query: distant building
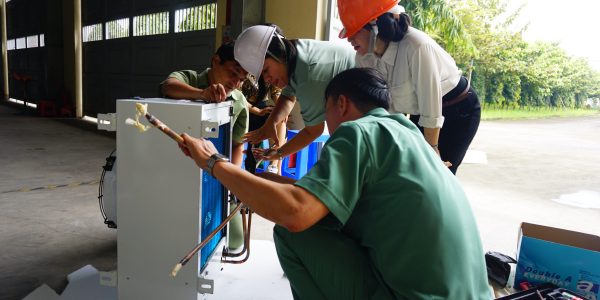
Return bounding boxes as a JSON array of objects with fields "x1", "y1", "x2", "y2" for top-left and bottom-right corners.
[{"x1": 585, "y1": 98, "x2": 599, "y2": 108}]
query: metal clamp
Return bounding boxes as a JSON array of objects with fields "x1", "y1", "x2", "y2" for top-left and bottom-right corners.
[
  {"x1": 201, "y1": 121, "x2": 219, "y2": 138},
  {"x1": 97, "y1": 113, "x2": 117, "y2": 131}
]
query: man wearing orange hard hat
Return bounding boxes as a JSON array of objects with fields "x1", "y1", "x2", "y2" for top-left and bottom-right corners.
[{"x1": 338, "y1": 0, "x2": 482, "y2": 175}]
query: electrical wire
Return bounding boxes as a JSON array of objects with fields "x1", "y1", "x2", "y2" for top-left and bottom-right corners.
[{"x1": 98, "y1": 149, "x2": 116, "y2": 228}]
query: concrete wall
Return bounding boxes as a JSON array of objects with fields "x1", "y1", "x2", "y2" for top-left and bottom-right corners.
[
  {"x1": 265, "y1": 0, "x2": 327, "y2": 39},
  {"x1": 217, "y1": 0, "x2": 264, "y2": 47}
]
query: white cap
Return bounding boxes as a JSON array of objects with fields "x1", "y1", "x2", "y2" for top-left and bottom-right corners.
[
  {"x1": 234, "y1": 25, "x2": 278, "y2": 81},
  {"x1": 388, "y1": 4, "x2": 405, "y2": 15}
]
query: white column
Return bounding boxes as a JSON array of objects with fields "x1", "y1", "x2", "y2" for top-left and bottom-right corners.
[
  {"x1": 74, "y1": 0, "x2": 82, "y2": 117},
  {"x1": 1, "y1": 0, "x2": 8, "y2": 101}
]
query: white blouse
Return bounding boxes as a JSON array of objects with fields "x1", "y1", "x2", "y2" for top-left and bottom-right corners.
[{"x1": 357, "y1": 27, "x2": 462, "y2": 128}]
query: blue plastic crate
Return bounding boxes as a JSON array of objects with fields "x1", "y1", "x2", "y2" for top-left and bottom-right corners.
[{"x1": 281, "y1": 130, "x2": 329, "y2": 180}]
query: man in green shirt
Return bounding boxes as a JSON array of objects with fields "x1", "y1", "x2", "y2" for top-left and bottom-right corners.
[
  {"x1": 160, "y1": 42, "x2": 249, "y2": 167},
  {"x1": 178, "y1": 68, "x2": 490, "y2": 299},
  {"x1": 160, "y1": 42, "x2": 249, "y2": 249}
]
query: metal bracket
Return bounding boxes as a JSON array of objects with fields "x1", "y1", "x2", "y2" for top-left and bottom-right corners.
[
  {"x1": 97, "y1": 113, "x2": 117, "y2": 131},
  {"x1": 197, "y1": 276, "x2": 214, "y2": 294},
  {"x1": 98, "y1": 270, "x2": 118, "y2": 287},
  {"x1": 201, "y1": 121, "x2": 219, "y2": 138}
]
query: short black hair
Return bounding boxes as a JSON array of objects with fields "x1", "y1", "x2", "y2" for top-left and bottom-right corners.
[
  {"x1": 215, "y1": 42, "x2": 236, "y2": 64},
  {"x1": 324, "y1": 68, "x2": 390, "y2": 112}
]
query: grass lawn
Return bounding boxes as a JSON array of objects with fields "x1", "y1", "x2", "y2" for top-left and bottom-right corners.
[{"x1": 481, "y1": 107, "x2": 600, "y2": 120}]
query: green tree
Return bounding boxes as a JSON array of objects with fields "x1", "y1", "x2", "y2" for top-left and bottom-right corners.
[
  {"x1": 402, "y1": 0, "x2": 600, "y2": 109},
  {"x1": 84, "y1": 24, "x2": 103, "y2": 42},
  {"x1": 404, "y1": 0, "x2": 475, "y2": 55},
  {"x1": 106, "y1": 19, "x2": 128, "y2": 39},
  {"x1": 177, "y1": 4, "x2": 216, "y2": 32}
]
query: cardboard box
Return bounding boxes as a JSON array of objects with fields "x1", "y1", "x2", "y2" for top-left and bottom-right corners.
[{"x1": 514, "y1": 223, "x2": 600, "y2": 300}]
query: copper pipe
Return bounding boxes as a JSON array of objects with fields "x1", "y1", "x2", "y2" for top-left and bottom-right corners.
[
  {"x1": 170, "y1": 202, "x2": 243, "y2": 277},
  {"x1": 222, "y1": 206, "x2": 249, "y2": 258},
  {"x1": 222, "y1": 207, "x2": 252, "y2": 264},
  {"x1": 145, "y1": 113, "x2": 185, "y2": 144}
]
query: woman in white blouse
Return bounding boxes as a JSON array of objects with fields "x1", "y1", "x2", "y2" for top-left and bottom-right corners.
[{"x1": 338, "y1": 0, "x2": 481, "y2": 174}]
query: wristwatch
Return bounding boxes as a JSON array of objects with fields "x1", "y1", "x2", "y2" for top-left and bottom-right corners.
[
  {"x1": 207, "y1": 153, "x2": 229, "y2": 176},
  {"x1": 275, "y1": 148, "x2": 284, "y2": 159}
]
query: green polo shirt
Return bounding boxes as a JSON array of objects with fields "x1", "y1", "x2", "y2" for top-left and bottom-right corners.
[
  {"x1": 295, "y1": 108, "x2": 489, "y2": 299},
  {"x1": 166, "y1": 69, "x2": 249, "y2": 144},
  {"x1": 281, "y1": 40, "x2": 355, "y2": 126}
]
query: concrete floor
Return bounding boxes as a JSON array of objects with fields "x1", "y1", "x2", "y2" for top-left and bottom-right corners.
[
  {"x1": 458, "y1": 114, "x2": 600, "y2": 255},
  {"x1": 1, "y1": 101, "x2": 599, "y2": 300}
]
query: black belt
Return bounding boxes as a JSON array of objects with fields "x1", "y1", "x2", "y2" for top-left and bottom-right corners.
[{"x1": 442, "y1": 77, "x2": 470, "y2": 108}]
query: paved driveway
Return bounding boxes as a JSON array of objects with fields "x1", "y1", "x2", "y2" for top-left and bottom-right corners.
[{"x1": 458, "y1": 115, "x2": 600, "y2": 255}]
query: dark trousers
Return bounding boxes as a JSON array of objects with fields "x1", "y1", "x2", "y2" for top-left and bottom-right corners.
[
  {"x1": 410, "y1": 87, "x2": 481, "y2": 174},
  {"x1": 244, "y1": 112, "x2": 270, "y2": 174}
]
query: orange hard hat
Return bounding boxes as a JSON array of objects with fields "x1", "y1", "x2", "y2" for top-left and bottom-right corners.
[{"x1": 337, "y1": 0, "x2": 400, "y2": 39}]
